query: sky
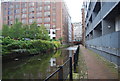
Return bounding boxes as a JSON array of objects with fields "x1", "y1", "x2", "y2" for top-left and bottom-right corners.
[{"x1": 65, "y1": 0, "x2": 84, "y2": 23}]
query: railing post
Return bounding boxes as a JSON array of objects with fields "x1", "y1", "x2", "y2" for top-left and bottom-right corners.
[
  {"x1": 69, "y1": 52, "x2": 73, "y2": 81},
  {"x1": 74, "y1": 53, "x2": 77, "y2": 73},
  {"x1": 58, "y1": 66, "x2": 63, "y2": 81}
]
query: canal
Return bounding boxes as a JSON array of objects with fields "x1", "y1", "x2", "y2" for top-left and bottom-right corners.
[{"x1": 2, "y1": 46, "x2": 78, "y2": 79}]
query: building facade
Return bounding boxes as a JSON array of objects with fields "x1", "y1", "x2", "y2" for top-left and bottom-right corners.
[
  {"x1": 73, "y1": 22, "x2": 82, "y2": 41},
  {"x1": 1, "y1": 0, "x2": 71, "y2": 43},
  {"x1": 84, "y1": 1, "x2": 120, "y2": 66},
  {"x1": 81, "y1": 8, "x2": 85, "y2": 46}
]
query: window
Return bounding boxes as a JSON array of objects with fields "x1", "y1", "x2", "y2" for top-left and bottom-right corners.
[
  {"x1": 37, "y1": 7, "x2": 42, "y2": 11},
  {"x1": 44, "y1": 6, "x2": 50, "y2": 11},
  {"x1": 44, "y1": 24, "x2": 50, "y2": 28},
  {"x1": 52, "y1": 13, "x2": 56, "y2": 16},
  {"x1": 44, "y1": 1, "x2": 50, "y2": 5},
  {"x1": 4, "y1": 11, "x2": 7, "y2": 15},
  {"x1": 15, "y1": 4, "x2": 20, "y2": 8},
  {"x1": 44, "y1": 18, "x2": 50, "y2": 22},
  {"x1": 8, "y1": 21, "x2": 13, "y2": 25},
  {"x1": 29, "y1": 13, "x2": 34, "y2": 18},
  {"x1": 53, "y1": 18, "x2": 56, "y2": 22},
  {"x1": 22, "y1": 8, "x2": 27, "y2": 13},
  {"x1": 36, "y1": 12, "x2": 42, "y2": 17},
  {"x1": 22, "y1": 19, "x2": 27, "y2": 24},
  {"x1": 29, "y1": 2, "x2": 34, "y2": 7},
  {"x1": 22, "y1": 14, "x2": 27, "y2": 18},
  {"x1": 14, "y1": 9, "x2": 20, "y2": 14},
  {"x1": 37, "y1": 18, "x2": 42, "y2": 23},
  {"x1": 29, "y1": 19, "x2": 34, "y2": 24},
  {"x1": 9, "y1": 5, "x2": 13, "y2": 9},
  {"x1": 37, "y1": 24, "x2": 41, "y2": 26},
  {"x1": 36, "y1": 2, "x2": 42, "y2": 6},
  {"x1": 44, "y1": 11, "x2": 50, "y2": 17},
  {"x1": 53, "y1": 24, "x2": 56, "y2": 28},
  {"x1": 9, "y1": 16, "x2": 13, "y2": 20},
  {"x1": 3, "y1": 17, "x2": 7, "y2": 21},
  {"x1": 21, "y1": 3, "x2": 27, "y2": 8},
  {"x1": 29, "y1": 8, "x2": 34, "y2": 12},
  {"x1": 15, "y1": 15, "x2": 20, "y2": 19},
  {"x1": 8, "y1": 11, "x2": 12, "y2": 15}
]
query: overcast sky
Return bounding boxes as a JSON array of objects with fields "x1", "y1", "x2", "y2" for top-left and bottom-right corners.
[{"x1": 65, "y1": 0, "x2": 84, "y2": 23}]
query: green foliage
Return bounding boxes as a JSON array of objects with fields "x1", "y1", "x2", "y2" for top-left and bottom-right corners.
[
  {"x1": 2, "y1": 21, "x2": 50, "y2": 40},
  {"x1": 2, "y1": 37, "x2": 60, "y2": 55},
  {"x1": 52, "y1": 41, "x2": 61, "y2": 49}
]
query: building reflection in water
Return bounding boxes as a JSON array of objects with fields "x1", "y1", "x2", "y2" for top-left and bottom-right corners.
[{"x1": 50, "y1": 58, "x2": 56, "y2": 67}]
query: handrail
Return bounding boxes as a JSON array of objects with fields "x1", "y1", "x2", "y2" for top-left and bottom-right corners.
[{"x1": 44, "y1": 45, "x2": 80, "y2": 81}]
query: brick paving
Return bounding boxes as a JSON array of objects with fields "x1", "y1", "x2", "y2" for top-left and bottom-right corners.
[{"x1": 80, "y1": 45, "x2": 118, "y2": 79}]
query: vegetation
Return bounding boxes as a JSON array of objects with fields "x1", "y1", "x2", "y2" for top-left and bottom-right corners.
[
  {"x1": 2, "y1": 20, "x2": 50, "y2": 40},
  {"x1": 1, "y1": 20, "x2": 61, "y2": 56}
]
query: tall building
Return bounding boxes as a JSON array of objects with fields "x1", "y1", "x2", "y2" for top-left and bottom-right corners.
[
  {"x1": 0, "y1": 2, "x2": 2, "y2": 30},
  {"x1": 84, "y1": 1, "x2": 120, "y2": 66},
  {"x1": 1, "y1": 0, "x2": 71, "y2": 43},
  {"x1": 73, "y1": 22, "x2": 82, "y2": 41},
  {"x1": 81, "y1": 7, "x2": 85, "y2": 46}
]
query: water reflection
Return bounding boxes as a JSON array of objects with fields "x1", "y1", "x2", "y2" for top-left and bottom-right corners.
[{"x1": 2, "y1": 46, "x2": 77, "y2": 79}]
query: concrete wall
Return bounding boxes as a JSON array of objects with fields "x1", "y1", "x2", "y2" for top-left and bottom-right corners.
[
  {"x1": 86, "y1": 31, "x2": 120, "y2": 66},
  {"x1": 85, "y1": 2, "x2": 120, "y2": 66}
]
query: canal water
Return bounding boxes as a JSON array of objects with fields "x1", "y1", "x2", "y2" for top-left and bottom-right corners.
[{"x1": 2, "y1": 46, "x2": 78, "y2": 79}]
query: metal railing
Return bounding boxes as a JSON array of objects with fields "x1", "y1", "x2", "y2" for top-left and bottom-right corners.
[{"x1": 44, "y1": 45, "x2": 80, "y2": 81}]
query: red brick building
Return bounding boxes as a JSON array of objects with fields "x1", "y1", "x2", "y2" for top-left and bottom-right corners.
[{"x1": 1, "y1": 0, "x2": 71, "y2": 43}]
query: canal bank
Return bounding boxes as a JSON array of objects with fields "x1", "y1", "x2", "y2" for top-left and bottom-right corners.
[{"x1": 2, "y1": 46, "x2": 77, "y2": 80}]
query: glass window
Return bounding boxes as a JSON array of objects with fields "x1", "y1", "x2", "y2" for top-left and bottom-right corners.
[
  {"x1": 22, "y1": 14, "x2": 27, "y2": 18},
  {"x1": 21, "y1": 3, "x2": 27, "y2": 8},
  {"x1": 29, "y1": 19, "x2": 34, "y2": 24},
  {"x1": 44, "y1": 11, "x2": 50, "y2": 17},
  {"x1": 37, "y1": 18, "x2": 42, "y2": 23},
  {"x1": 44, "y1": 18, "x2": 50, "y2": 22},
  {"x1": 15, "y1": 4, "x2": 20, "y2": 8},
  {"x1": 14, "y1": 9, "x2": 20, "y2": 14},
  {"x1": 29, "y1": 13, "x2": 34, "y2": 18},
  {"x1": 52, "y1": 13, "x2": 56, "y2": 16},
  {"x1": 8, "y1": 11, "x2": 13, "y2": 15},
  {"x1": 3, "y1": 17, "x2": 7, "y2": 21},
  {"x1": 44, "y1": 6, "x2": 50, "y2": 11},
  {"x1": 36, "y1": 12, "x2": 42, "y2": 17},
  {"x1": 53, "y1": 18, "x2": 56, "y2": 22},
  {"x1": 29, "y1": 2, "x2": 34, "y2": 7},
  {"x1": 22, "y1": 8, "x2": 27, "y2": 13},
  {"x1": 15, "y1": 15, "x2": 20, "y2": 19},
  {"x1": 9, "y1": 16, "x2": 13, "y2": 20},
  {"x1": 9, "y1": 5, "x2": 13, "y2": 9},
  {"x1": 29, "y1": 8, "x2": 34, "y2": 12},
  {"x1": 37, "y1": 7, "x2": 42, "y2": 11},
  {"x1": 37, "y1": 2, "x2": 42, "y2": 6},
  {"x1": 8, "y1": 21, "x2": 13, "y2": 25},
  {"x1": 44, "y1": 24, "x2": 50, "y2": 28},
  {"x1": 22, "y1": 19, "x2": 27, "y2": 24},
  {"x1": 53, "y1": 24, "x2": 56, "y2": 28},
  {"x1": 44, "y1": 1, "x2": 50, "y2": 5}
]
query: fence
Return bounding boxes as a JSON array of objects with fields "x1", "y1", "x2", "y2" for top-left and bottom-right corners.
[{"x1": 44, "y1": 45, "x2": 80, "y2": 81}]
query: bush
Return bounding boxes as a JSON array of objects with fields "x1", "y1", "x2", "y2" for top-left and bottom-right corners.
[
  {"x1": 52, "y1": 41, "x2": 61, "y2": 49},
  {"x1": 2, "y1": 37, "x2": 60, "y2": 55}
]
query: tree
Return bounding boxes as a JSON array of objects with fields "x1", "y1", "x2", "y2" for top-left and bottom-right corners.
[{"x1": 2, "y1": 24, "x2": 9, "y2": 37}]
